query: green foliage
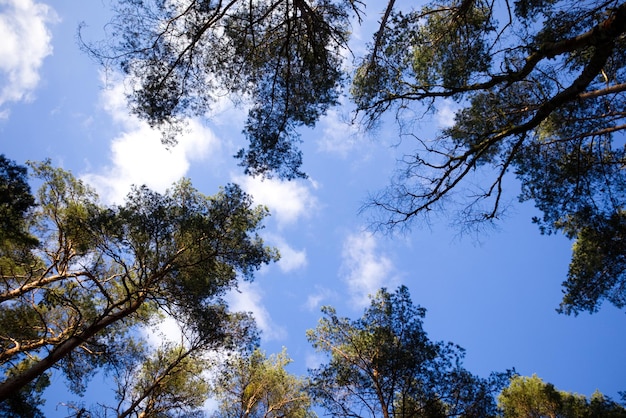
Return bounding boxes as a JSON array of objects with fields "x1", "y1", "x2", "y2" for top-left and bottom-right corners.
[
  {"x1": 0, "y1": 155, "x2": 36, "y2": 248},
  {"x1": 515, "y1": 127, "x2": 626, "y2": 313},
  {"x1": 117, "y1": 341, "x2": 212, "y2": 417},
  {"x1": 0, "y1": 156, "x2": 39, "y2": 283},
  {"x1": 0, "y1": 358, "x2": 49, "y2": 418},
  {"x1": 0, "y1": 161, "x2": 277, "y2": 409},
  {"x1": 88, "y1": 0, "x2": 363, "y2": 179},
  {"x1": 354, "y1": 0, "x2": 496, "y2": 116},
  {"x1": 307, "y1": 286, "x2": 509, "y2": 417},
  {"x1": 355, "y1": 0, "x2": 626, "y2": 315},
  {"x1": 90, "y1": 0, "x2": 626, "y2": 313},
  {"x1": 498, "y1": 374, "x2": 626, "y2": 417},
  {"x1": 211, "y1": 347, "x2": 315, "y2": 418}
]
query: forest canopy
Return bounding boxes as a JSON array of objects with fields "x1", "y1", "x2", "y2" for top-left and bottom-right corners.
[
  {"x1": 307, "y1": 286, "x2": 511, "y2": 418},
  {"x1": 0, "y1": 158, "x2": 621, "y2": 415},
  {"x1": 87, "y1": 0, "x2": 626, "y2": 315},
  {"x1": 1, "y1": 0, "x2": 625, "y2": 413},
  {"x1": 0, "y1": 157, "x2": 276, "y2": 416}
]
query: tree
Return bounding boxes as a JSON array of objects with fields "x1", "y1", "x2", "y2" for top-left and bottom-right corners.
[
  {"x1": 0, "y1": 155, "x2": 39, "y2": 289},
  {"x1": 0, "y1": 160, "x2": 278, "y2": 408},
  {"x1": 306, "y1": 286, "x2": 509, "y2": 418},
  {"x1": 0, "y1": 358, "x2": 49, "y2": 418},
  {"x1": 210, "y1": 347, "x2": 316, "y2": 418},
  {"x1": 61, "y1": 312, "x2": 259, "y2": 417},
  {"x1": 92, "y1": 0, "x2": 626, "y2": 315},
  {"x1": 498, "y1": 374, "x2": 626, "y2": 417},
  {"x1": 0, "y1": 155, "x2": 37, "y2": 245},
  {"x1": 119, "y1": 343, "x2": 211, "y2": 418},
  {"x1": 84, "y1": 0, "x2": 363, "y2": 180},
  {"x1": 352, "y1": 0, "x2": 626, "y2": 315}
]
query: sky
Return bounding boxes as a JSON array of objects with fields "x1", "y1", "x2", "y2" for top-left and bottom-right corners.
[{"x1": 1, "y1": 0, "x2": 625, "y2": 414}]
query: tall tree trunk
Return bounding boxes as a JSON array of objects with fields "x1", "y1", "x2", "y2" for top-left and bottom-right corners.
[{"x1": 0, "y1": 295, "x2": 145, "y2": 401}]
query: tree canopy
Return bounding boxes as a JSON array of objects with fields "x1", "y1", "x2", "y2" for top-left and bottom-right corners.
[
  {"x1": 0, "y1": 154, "x2": 37, "y2": 248},
  {"x1": 355, "y1": 0, "x2": 626, "y2": 315},
  {"x1": 85, "y1": 0, "x2": 363, "y2": 180},
  {"x1": 0, "y1": 160, "x2": 277, "y2": 414},
  {"x1": 307, "y1": 286, "x2": 510, "y2": 418},
  {"x1": 210, "y1": 347, "x2": 315, "y2": 418},
  {"x1": 91, "y1": 0, "x2": 626, "y2": 315},
  {"x1": 498, "y1": 374, "x2": 626, "y2": 417}
]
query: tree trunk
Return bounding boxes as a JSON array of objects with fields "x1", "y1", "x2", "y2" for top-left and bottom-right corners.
[{"x1": 0, "y1": 296, "x2": 145, "y2": 401}]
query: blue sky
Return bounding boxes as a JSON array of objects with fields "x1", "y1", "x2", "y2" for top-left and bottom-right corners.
[{"x1": 1, "y1": 0, "x2": 625, "y2": 413}]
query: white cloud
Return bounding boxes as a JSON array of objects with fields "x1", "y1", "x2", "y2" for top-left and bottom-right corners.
[
  {"x1": 317, "y1": 107, "x2": 361, "y2": 157},
  {"x1": 340, "y1": 231, "x2": 398, "y2": 308},
  {"x1": 435, "y1": 100, "x2": 459, "y2": 129},
  {"x1": 0, "y1": 0, "x2": 57, "y2": 109},
  {"x1": 226, "y1": 282, "x2": 287, "y2": 341},
  {"x1": 304, "y1": 286, "x2": 335, "y2": 312},
  {"x1": 143, "y1": 314, "x2": 184, "y2": 346},
  {"x1": 272, "y1": 236, "x2": 307, "y2": 273},
  {"x1": 305, "y1": 351, "x2": 327, "y2": 370},
  {"x1": 234, "y1": 175, "x2": 317, "y2": 228},
  {"x1": 83, "y1": 79, "x2": 219, "y2": 204}
]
